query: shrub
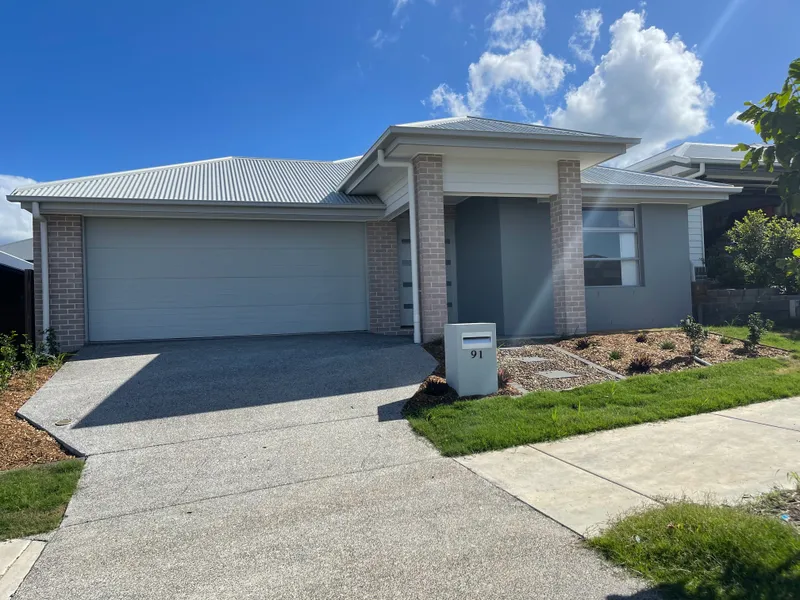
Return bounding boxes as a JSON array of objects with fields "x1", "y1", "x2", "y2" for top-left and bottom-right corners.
[
  {"x1": 0, "y1": 333, "x2": 17, "y2": 390},
  {"x1": 744, "y1": 312, "x2": 774, "y2": 353},
  {"x1": 497, "y1": 368, "x2": 511, "y2": 388},
  {"x1": 724, "y1": 210, "x2": 800, "y2": 292},
  {"x1": 20, "y1": 336, "x2": 41, "y2": 372},
  {"x1": 660, "y1": 340, "x2": 676, "y2": 351},
  {"x1": 43, "y1": 328, "x2": 59, "y2": 356},
  {"x1": 422, "y1": 375, "x2": 449, "y2": 396},
  {"x1": 719, "y1": 336, "x2": 733, "y2": 345},
  {"x1": 574, "y1": 337, "x2": 593, "y2": 350},
  {"x1": 635, "y1": 332, "x2": 649, "y2": 343},
  {"x1": 628, "y1": 354, "x2": 654, "y2": 373},
  {"x1": 609, "y1": 350, "x2": 622, "y2": 361},
  {"x1": 680, "y1": 315, "x2": 709, "y2": 357}
]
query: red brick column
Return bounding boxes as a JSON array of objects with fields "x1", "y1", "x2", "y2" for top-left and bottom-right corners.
[
  {"x1": 413, "y1": 154, "x2": 448, "y2": 342},
  {"x1": 366, "y1": 221, "x2": 400, "y2": 334}
]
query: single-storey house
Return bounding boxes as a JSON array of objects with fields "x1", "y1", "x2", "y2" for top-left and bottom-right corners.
[
  {"x1": 629, "y1": 142, "x2": 782, "y2": 275},
  {"x1": 8, "y1": 117, "x2": 741, "y2": 351}
]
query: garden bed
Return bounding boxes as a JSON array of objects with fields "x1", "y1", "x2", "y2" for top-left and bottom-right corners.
[
  {"x1": 498, "y1": 344, "x2": 614, "y2": 391},
  {"x1": 1, "y1": 366, "x2": 72, "y2": 471},
  {"x1": 555, "y1": 329, "x2": 789, "y2": 376}
]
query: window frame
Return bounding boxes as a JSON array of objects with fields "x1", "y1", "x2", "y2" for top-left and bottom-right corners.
[{"x1": 582, "y1": 207, "x2": 642, "y2": 288}]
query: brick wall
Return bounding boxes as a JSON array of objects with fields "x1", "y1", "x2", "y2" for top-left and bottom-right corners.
[
  {"x1": 413, "y1": 154, "x2": 448, "y2": 342},
  {"x1": 33, "y1": 215, "x2": 85, "y2": 351},
  {"x1": 366, "y1": 221, "x2": 401, "y2": 334},
  {"x1": 550, "y1": 160, "x2": 587, "y2": 335}
]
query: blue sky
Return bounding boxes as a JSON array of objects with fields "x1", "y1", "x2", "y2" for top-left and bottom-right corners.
[{"x1": 1, "y1": 0, "x2": 798, "y2": 242}]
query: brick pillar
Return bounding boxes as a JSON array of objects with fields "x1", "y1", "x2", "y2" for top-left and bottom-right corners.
[
  {"x1": 413, "y1": 154, "x2": 448, "y2": 343},
  {"x1": 366, "y1": 221, "x2": 400, "y2": 334},
  {"x1": 550, "y1": 160, "x2": 587, "y2": 335},
  {"x1": 33, "y1": 215, "x2": 86, "y2": 351}
]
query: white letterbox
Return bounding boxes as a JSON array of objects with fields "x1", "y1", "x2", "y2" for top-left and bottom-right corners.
[{"x1": 444, "y1": 323, "x2": 498, "y2": 397}]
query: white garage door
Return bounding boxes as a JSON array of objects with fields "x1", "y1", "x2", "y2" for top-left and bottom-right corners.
[{"x1": 85, "y1": 218, "x2": 368, "y2": 342}]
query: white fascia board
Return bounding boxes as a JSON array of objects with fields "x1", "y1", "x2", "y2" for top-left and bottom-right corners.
[
  {"x1": 0, "y1": 250, "x2": 32, "y2": 271},
  {"x1": 581, "y1": 185, "x2": 741, "y2": 208},
  {"x1": 19, "y1": 200, "x2": 386, "y2": 222}
]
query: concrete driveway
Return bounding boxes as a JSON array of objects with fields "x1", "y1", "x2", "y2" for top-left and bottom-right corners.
[{"x1": 15, "y1": 334, "x2": 650, "y2": 599}]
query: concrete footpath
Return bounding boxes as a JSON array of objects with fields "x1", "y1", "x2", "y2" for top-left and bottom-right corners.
[
  {"x1": 459, "y1": 397, "x2": 800, "y2": 537},
  {"x1": 0, "y1": 540, "x2": 45, "y2": 599}
]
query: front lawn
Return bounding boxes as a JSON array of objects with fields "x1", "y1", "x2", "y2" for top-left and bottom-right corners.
[
  {"x1": 589, "y1": 501, "x2": 800, "y2": 599},
  {"x1": 405, "y1": 357, "x2": 800, "y2": 456},
  {"x1": 711, "y1": 324, "x2": 800, "y2": 353},
  {"x1": 0, "y1": 459, "x2": 83, "y2": 539}
]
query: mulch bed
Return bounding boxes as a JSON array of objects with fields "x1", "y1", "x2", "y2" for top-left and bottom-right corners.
[
  {"x1": 555, "y1": 330, "x2": 789, "y2": 376},
  {"x1": 498, "y1": 344, "x2": 614, "y2": 391},
  {"x1": 0, "y1": 367, "x2": 71, "y2": 471}
]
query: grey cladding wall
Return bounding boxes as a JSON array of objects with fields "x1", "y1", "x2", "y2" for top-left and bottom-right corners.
[{"x1": 585, "y1": 204, "x2": 692, "y2": 331}]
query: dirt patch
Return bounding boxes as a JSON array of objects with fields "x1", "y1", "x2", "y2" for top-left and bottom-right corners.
[
  {"x1": 1, "y1": 367, "x2": 71, "y2": 471},
  {"x1": 499, "y1": 344, "x2": 614, "y2": 391},
  {"x1": 746, "y1": 484, "x2": 800, "y2": 532},
  {"x1": 555, "y1": 330, "x2": 789, "y2": 376}
]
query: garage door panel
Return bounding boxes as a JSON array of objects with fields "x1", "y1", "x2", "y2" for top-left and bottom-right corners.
[
  {"x1": 87, "y1": 247, "x2": 366, "y2": 280},
  {"x1": 89, "y1": 304, "x2": 367, "y2": 342},
  {"x1": 86, "y1": 218, "x2": 368, "y2": 341},
  {"x1": 86, "y1": 219, "x2": 364, "y2": 250},
  {"x1": 88, "y1": 276, "x2": 366, "y2": 310}
]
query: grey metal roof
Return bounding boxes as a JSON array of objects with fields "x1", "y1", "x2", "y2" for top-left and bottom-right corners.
[
  {"x1": 10, "y1": 157, "x2": 381, "y2": 205},
  {"x1": 0, "y1": 238, "x2": 33, "y2": 262},
  {"x1": 397, "y1": 116, "x2": 612, "y2": 138},
  {"x1": 627, "y1": 142, "x2": 751, "y2": 172},
  {"x1": 582, "y1": 166, "x2": 736, "y2": 189}
]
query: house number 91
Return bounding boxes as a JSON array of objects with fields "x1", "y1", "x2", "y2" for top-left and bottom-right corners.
[{"x1": 470, "y1": 350, "x2": 483, "y2": 359}]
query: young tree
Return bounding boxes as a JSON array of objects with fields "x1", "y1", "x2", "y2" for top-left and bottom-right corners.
[{"x1": 735, "y1": 58, "x2": 800, "y2": 213}]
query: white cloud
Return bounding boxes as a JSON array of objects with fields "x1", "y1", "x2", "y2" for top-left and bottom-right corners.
[
  {"x1": 370, "y1": 29, "x2": 397, "y2": 48},
  {"x1": 430, "y1": 41, "x2": 569, "y2": 117},
  {"x1": 393, "y1": 0, "x2": 410, "y2": 17},
  {"x1": 0, "y1": 175, "x2": 35, "y2": 245},
  {"x1": 489, "y1": 0, "x2": 546, "y2": 49},
  {"x1": 550, "y1": 10, "x2": 714, "y2": 165},
  {"x1": 568, "y1": 8, "x2": 602, "y2": 63},
  {"x1": 429, "y1": 0, "x2": 567, "y2": 118},
  {"x1": 726, "y1": 110, "x2": 755, "y2": 130}
]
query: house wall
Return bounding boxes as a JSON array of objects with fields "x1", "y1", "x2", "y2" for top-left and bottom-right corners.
[
  {"x1": 498, "y1": 200, "x2": 554, "y2": 337},
  {"x1": 586, "y1": 204, "x2": 692, "y2": 331},
  {"x1": 443, "y1": 155, "x2": 558, "y2": 197},
  {"x1": 454, "y1": 198, "x2": 505, "y2": 331}
]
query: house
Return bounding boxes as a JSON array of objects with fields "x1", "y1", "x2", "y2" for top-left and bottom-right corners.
[
  {"x1": 628, "y1": 143, "x2": 781, "y2": 273},
  {"x1": 0, "y1": 237, "x2": 33, "y2": 263},
  {"x1": 8, "y1": 117, "x2": 741, "y2": 351},
  {"x1": 0, "y1": 250, "x2": 34, "y2": 339}
]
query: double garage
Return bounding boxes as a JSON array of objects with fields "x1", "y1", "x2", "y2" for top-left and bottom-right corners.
[{"x1": 84, "y1": 218, "x2": 369, "y2": 342}]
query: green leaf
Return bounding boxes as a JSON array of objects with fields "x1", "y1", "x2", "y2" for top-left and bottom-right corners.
[{"x1": 792, "y1": 248, "x2": 800, "y2": 258}]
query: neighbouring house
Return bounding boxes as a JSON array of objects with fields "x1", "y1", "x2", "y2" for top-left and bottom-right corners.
[
  {"x1": 628, "y1": 143, "x2": 782, "y2": 274},
  {"x1": 0, "y1": 237, "x2": 33, "y2": 263},
  {"x1": 8, "y1": 117, "x2": 741, "y2": 351},
  {"x1": 0, "y1": 250, "x2": 34, "y2": 339}
]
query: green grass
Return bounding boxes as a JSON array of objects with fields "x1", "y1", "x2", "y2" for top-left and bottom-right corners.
[
  {"x1": 405, "y1": 358, "x2": 800, "y2": 456},
  {"x1": 0, "y1": 460, "x2": 83, "y2": 539},
  {"x1": 710, "y1": 324, "x2": 800, "y2": 353},
  {"x1": 589, "y1": 502, "x2": 800, "y2": 599}
]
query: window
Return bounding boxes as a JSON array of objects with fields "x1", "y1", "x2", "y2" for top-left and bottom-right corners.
[{"x1": 583, "y1": 208, "x2": 639, "y2": 287}]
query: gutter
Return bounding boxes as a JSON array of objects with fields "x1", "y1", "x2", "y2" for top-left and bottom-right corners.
[
  {"x1": 31, "y1": 202, "x2": 49, "y2": 335},
  {"x1": 377, "y1": 149, "x2": 421, "y2": 345}
]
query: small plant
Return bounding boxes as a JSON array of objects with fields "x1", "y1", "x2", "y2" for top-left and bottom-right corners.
[
  {"x1": 660, "y1": 340, "x2": 676, "y2": 351},
  {"x1": 680, "y1": 315, "x2": 709, "y2": 357},
  {"x1": 0, "y1": 332, "x2": 17, "y2": 390},
  {"x1": 550, "y1": 406, "x2": 559, "y2": 423},
  {"x1": 422, "y1": 375, "x2": 449, "y2": 396},
  {"x1": 20, "y1": 336, "x2": 41, "y2": 372},
  {"x1": 42, "y1": 328, "x2": 59, "y2": 357},
  {"x1": 609, "y1": 350, "x2": 622, "y2": 360},
  {"x1": 497, "y1": 368, "x2": 511, "y2": 389},
  {"x1": 628, "y1": 353, "x2": 654, "y2": 374},
  {"x1": 49, "y1": 353, "x2": 70, "y2": 369},
  {"x1": 744, "y1": 312, "x2": 774, "y2": 354},
  {"x1": 575, "y1": 337, "x2": 593, "y2": 350},
  {"x1": 719, "y1": 336, "x2": 733, "y2": 345},
  {"x1": 635, "y1": 332, "x2": 649, "y2": 343}
]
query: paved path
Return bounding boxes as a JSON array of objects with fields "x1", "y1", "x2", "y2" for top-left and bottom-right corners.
[
  {"x1": 14, "y1": 334, "x2": 649, "y2": 599},
  {"x1": 460, "y1": 397, "x2": 800, "y2": 537}
]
